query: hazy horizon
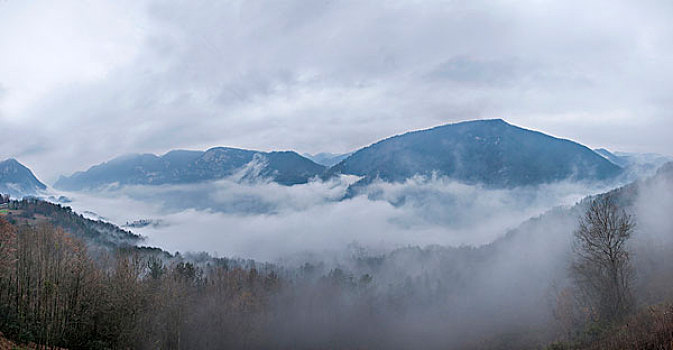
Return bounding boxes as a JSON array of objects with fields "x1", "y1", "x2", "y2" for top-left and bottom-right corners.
[
  {"x1": 1, "y1": 0, "x2": 672, "y2": 184},
  {"x1": 2, "y1": 2, "x2": 673, "y2": 348}
]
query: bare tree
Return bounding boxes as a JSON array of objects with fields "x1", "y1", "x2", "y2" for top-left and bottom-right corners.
[{"x1": 572, "y1": 195, "x2": 635, "y2": 323}]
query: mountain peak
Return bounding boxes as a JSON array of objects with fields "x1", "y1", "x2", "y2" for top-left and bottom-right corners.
[
  {"x1": 329, "y1": 119, "x2": 622, "y2": 187},
  {"x1": 476, "y1": 118, "x2": 507, "y2": 124},
  {"x1": 0, "y1": 158, "x2": 21, "y2": 166},
  {"x1": 55, "y1": 147, "x2": 326, "y2": 190},
  {"x1": 0, "y1": 158, "x2": 47, "y2": 197},
  {"x1": 455, "y1": 118, "x2": 509, "y2": 125},
  {"x1": 54, "y1": 119, "x2": 626, "y2": 191}
]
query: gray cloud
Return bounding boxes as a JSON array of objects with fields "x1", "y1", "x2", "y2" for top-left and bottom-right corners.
[{"x1": 0, "y1": 0, "x2": 672, "y2": 182}]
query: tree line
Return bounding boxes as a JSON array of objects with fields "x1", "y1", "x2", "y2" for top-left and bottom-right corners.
[
  {"x1": 0, "y1": 218, "x2": 279, "y2": 349},
  {"x1": 0, "y1": 191, "x2": 672, "y2": 349}
]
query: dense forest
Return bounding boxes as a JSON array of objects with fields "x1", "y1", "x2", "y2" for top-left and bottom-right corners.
[
  {"x1": 1, "y1": 164, "x2": 673, "y2": 349},
  {"x1": 0, "y1": 218, "x2": 280, "y2": 349},
  {"x1": 1, "y1": 198, "x2": 142, "y2": 248}
]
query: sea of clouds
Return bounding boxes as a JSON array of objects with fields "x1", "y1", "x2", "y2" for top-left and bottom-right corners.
[{"x1": 56, "y1": 174, "x2": 619, "y2": 261}]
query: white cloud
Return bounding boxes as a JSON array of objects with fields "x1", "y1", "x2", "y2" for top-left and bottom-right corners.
[{"x1": 58, "y1": 175, "x2": 615, "y2": 260}]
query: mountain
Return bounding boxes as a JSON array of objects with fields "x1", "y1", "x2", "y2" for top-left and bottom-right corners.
[
  {"x1": 594, "y1": 148, "x2": 630, "y2": 167},
  {"x1": 303, "y1": 152, "x2": 352, "y2": 167},
  {"x1": 595, "y1": 148, "x2": 672, "y2": 177},
  {"x1": 55, "y1": 119, "x2": 627, "y2": 192},
  {"x1": 54, "y1": 147, "x2": 326, "y2": 191},
  {"x1": 0, "y1": 158, "x2": 47, "y2": 197},
  {"x1": 328, "y1": 119, "x2": 623, "y2": 188}
]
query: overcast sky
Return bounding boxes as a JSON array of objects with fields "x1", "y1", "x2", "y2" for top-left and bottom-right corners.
[{"x1": 1, "y1": 0, "x2": 671, "y2": 183}]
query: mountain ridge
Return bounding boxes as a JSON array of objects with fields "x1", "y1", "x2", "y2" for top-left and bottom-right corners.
[
  {"x1": 54, "y1": 119, "x2": 625, "y2": 192},
  {"x1": 54, "y1": 147, "x2": 326, "y2": 190},
  {"x1": 0, "y1": 158, "x2": 47, "y2": 197},
  {"x1": 594, "y1": 148, "x2": 672, "y2": 178},
  {"x1": 303, "y1": 152, "x2": 352, "y2": 167},
  {"x1": 329, "y1": 119, "x2": 622, "y2": 188}
]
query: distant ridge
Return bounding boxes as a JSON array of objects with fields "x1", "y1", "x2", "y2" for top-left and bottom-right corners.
[
  {"x1": 55, "y1": 119, "x2": 625, "y2": 192},
  {"x1": 328, "y1": 119, "x2": 622, "y2": 188},
  {"x1": 303, "y1": 152, "x2": 352, "y2": 167},
  {"x1": 54, "y1": 147, "x2": 326, "y2": 191},
  {"x1": 594, "y1": 148, "x2": 672, "y2": 178}
]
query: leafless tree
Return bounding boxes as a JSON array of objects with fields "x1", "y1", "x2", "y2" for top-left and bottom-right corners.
[{"x1": 572, "y1": 195, "x2": 635, "y2": 323}]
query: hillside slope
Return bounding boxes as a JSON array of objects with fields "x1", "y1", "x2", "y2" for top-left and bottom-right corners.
[
  {"x1": 0, "y1": 159, "x2": 47, "y2": 197},
  {"x1": 0, "y1": 198, "x2": 143, "y2": 248},
  {"x1": 328, "y1": 119, "x2": 622, "y2": 187}
]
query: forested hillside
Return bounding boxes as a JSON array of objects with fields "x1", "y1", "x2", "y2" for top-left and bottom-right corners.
[
  {"x1": 0, "y1": 164, "x2": 672, "y2": 349},
  {"x1": 1, "y1": 198, "x2": 142, "y2": 248},
  {"x1": 0, "y1": 218, "x2": 278, "y2": 349}
]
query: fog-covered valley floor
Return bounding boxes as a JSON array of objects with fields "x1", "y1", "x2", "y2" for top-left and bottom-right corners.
[
  {"x1": 3, "y1": 0, "x2": 673, "y2": 347},
  {"x1": 28, "y1": 164, "x2": 672, "y2": 349},
  {"x1": 57, "y1": 175, "x2": 620, "y2": 261}
]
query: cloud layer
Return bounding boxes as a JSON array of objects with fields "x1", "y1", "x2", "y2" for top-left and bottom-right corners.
[
  {"x1": 59, "y1": 175, "x2": 616, "y2": 260},
  {"x1": 1, "y1": 0, "x2": 672, "y2": 183}
]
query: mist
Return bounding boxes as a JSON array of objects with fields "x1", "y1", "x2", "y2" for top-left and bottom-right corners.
[
  {"x1": 52, "y1": 174, "x2": 618, "y2": 262},
  {"x1": 5, "y1": 166, "x2": 671, "y2": 349},
  {"x1": 2, "y1": 0, "x2": 673, "y2": 348},
  {"x1": 34, "y1": 160, "x2": 673, "y2": 348},
  {"x1": 250, "y1": 165, "x2": 673, "y2": 349}
]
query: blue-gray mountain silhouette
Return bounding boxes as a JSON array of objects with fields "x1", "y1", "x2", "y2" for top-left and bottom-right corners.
[
  {"x1": 0, "y1": 158, "x2": 47, "y2": 197},
  {"x1": 329, "y1": 119, "x2": 622, "y2": 188},
  {"x1": 594, "y1": 148, "x2": 672, "y2": 177},
  {"x1": 55, "y1": 119, "x2": 624, "y2": 192},
  {"x1": 303, "y1": 152, "x2": 352, "y2": 167},
  {"x1": 54, "y1": 148, "x2": 326, "y2": 190}
]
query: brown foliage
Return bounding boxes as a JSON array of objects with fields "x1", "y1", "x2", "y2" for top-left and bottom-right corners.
[
  {"x1": 0, "y1": 219, "x2": 278, "y2": 349},
  {"x1": 549, "y1": 303, "x2": 673, "y2": 350},
  {"x1": 572, "y1": 195, "x2": 635, "y2": 324}
]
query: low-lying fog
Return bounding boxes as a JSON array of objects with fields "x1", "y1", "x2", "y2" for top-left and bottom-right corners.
[
  {"x1": 38, "y1": 168, "x2": 673, "y2": 348},
  {"x1": 56, "y1": 175, "x2": 619, "y2": 261}
]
